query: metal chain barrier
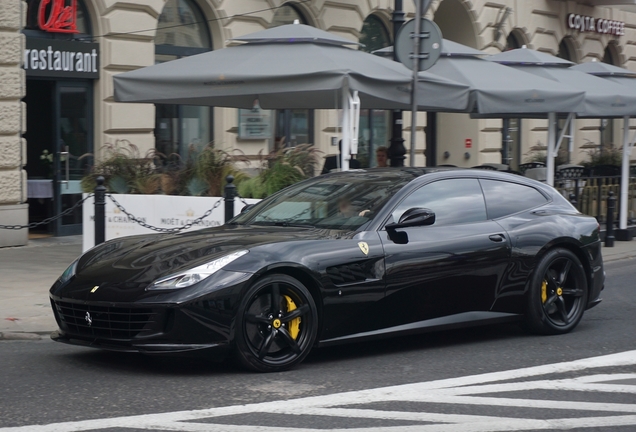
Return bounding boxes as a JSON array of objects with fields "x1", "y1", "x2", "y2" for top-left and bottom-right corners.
[
  {"x1": 0, "y1": 194, "x2": 94, "y2": 230},
  {"x1": 236, "y1": 194, "x2": 251, "y2": 207},
  {"x1": 107, "y1": 194, "x2": 224, "y2": 233}
]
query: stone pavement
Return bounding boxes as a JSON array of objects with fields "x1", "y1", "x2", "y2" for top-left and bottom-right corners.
[{"x1": 1, "y1": 233, "x2": 635, "y2": 340}]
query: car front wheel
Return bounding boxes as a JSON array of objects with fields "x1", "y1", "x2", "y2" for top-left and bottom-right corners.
[
  {"x1": 235, "y1": 274, "x2": 318, "y2": 372},
  {"x1": 524, "y1": 248, "x2": 588, "y2": 335}
]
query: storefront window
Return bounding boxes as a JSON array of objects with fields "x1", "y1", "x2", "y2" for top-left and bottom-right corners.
[
  {"x1": 155, "y1": 0, "x2": 212, "y2": 160},
  {"x1": 360, "y1": 15, "x2": 391, "y2": 54},
  {"x1": 359, "y1": 15, "x2": 391, "y2": 167},
  {"x1": 275, "y1": 109, "x2": 313, "y2": 149},
  {"x1": 505, "y1": 30, "x2": 525, "y2": 51},
  {"x1": 270, "y1": 4, "x2": 313, "y2": 148},
  {"x1": 558, "y1": 37, "x2": 577, "y2": 62}
]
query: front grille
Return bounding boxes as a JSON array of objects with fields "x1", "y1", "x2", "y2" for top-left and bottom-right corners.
[{"x1": 52, "y1": 300, "x2": 159, "y2": 340}]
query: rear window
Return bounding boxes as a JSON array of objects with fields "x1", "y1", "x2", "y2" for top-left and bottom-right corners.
[{"x1": 480, "y1": 179, "x2": 548, "y2": 219}]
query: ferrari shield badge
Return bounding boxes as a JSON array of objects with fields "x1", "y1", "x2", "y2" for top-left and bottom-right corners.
[
  {"x1": 90, "y1": 285, "x2": 99, "y2": 293},
  {"x1": 358, "y1": 242, "x2": 369, "y2": 256}
]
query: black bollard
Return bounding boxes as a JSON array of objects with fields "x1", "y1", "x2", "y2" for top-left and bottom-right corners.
[
  {"x1": 224, "y1": 175, "x2": 236, "y2": 223},
  {"x1": 605, "y1": 191, "x2": 615, "y2": 248},
  {"x1": 568, "y1": 193, "x2": 577, "y2": 208},
  {"x1": 95, "y1": 176, "x2": 106, "y2": 246}
]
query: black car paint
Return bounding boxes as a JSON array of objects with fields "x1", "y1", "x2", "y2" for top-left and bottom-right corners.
[{"x1": 50, "y1": 168, "x2": 604, "y2": 359}]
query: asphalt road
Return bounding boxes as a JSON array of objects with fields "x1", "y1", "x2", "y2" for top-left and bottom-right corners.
[{"x1": 0, "y1": 259, "x2": 634, "y2": 431}]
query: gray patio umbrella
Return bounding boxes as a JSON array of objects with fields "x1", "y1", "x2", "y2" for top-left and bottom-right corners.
[
  {"x1": 376, "y1": 41, "x2": 586, "y2": 116},
  {"x1": 113, "y1": 24, "x2": 470, "y2": 112},
  {"x1": 114, "y1": 24, "x2": 471, "y2": 170},
  {"x1": 571, "y1": 61, "x2": 636, "y2": 78},
  {"x1": 489, "y1": 47, "x2": 636, "y2": 185},
  {"x1": 489, "y1": 49, "x2": 636, "y2": 119},
  {"x1": 571, "y1": 61, "x2": 636, "y2": 233},
  {"x1": 425, "y1": 44, "x2": 586, "y2": 116}
]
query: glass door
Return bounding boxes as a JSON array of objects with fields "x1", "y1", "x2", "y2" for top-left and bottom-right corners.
[{"x1": 54, "y1": 82, "x2": 93, "y2": 236}]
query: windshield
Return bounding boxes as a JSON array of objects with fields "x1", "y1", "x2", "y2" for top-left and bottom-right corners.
[{"x1": 232, "y1": 172, "x2": 411, "y2": 230}]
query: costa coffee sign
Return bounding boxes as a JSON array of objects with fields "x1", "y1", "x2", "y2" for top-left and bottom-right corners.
[
  {"x1": 567, "y1": 13, "x2": 625, "y2": 36},
  {"x1": 38, "y1": 0, "x2": 78, "y2": 33}
]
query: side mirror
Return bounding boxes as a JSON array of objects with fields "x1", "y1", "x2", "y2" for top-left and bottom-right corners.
[{"x1": 386, "y1": 207, "x2": 436, "y2": 230}]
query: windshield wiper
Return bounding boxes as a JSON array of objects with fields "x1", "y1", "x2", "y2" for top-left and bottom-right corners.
[
  {"x1": 273, "y1": 222, "x2": 315, "y2": 228},
  {"x1": 249, "y1": 221, "x2": 315, "y2": 228}
]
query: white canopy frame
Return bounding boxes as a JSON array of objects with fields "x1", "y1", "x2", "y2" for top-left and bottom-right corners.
[
  {"x1": 340, "y1": 84, "x2": 360, "y2": 172},
  {"x1": 546, "y1": 112, "x2": 575, "y2": 186}
]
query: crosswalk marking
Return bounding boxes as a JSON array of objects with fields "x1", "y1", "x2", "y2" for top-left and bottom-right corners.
[{"x1": 2, "y1": 350, "x2": 636, "y2": 431}]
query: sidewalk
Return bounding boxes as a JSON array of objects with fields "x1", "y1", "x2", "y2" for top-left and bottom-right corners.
[{"x1": 1, "y1": 234, "x2": 636, "y2": 340}]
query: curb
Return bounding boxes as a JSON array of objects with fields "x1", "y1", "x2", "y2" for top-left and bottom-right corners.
[{"x1": 0, "y1": 332, "x2": 45, "y2": 341}]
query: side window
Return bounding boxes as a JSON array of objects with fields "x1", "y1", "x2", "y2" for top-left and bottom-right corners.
[
  {"x1": 480, "y1": 179, "x2": 548, "y2": 219},
  {"x1": 390, "y1": 178, "x2": 487, "y2": 226}
]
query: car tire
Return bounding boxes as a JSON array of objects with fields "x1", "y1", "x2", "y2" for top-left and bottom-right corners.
[
  {"x1": 235, "y1": 274, "x2": 318, "y2": 372},
  {"x1": 524, "y1": 248, "x2": 588, "y2": 335}
]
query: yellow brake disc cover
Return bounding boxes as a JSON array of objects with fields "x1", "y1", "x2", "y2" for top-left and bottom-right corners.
[
  {"x1": 541, "y1": 280, "x2": 547, "y2": 304},
  {"x1": 284, "y1": 295, "x2": 301, "y2": 340}
]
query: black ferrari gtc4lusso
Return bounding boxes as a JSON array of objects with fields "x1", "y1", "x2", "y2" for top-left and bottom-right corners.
[{"x1": 50, "y1": 168, "x2": 604, "y2": 372}]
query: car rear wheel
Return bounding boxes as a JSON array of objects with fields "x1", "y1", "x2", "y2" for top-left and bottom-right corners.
[
  {"x1": 235, "y1": 274, "x2": 318, "y2": 372},
  {"x1": 524, "y1": 248, "x2": 588, "y2": 335}
]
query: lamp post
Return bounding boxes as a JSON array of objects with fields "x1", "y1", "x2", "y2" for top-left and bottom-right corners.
[{"x1": 390, "y1": 0, "x2": 406, "y2": 167}]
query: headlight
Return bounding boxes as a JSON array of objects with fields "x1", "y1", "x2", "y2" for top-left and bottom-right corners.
[
  {"x1": 58, "y1": 257, "x2": 80, "y2": 285},
  {"x1": 149, "y1": 250, "x2": 249, "y2": 290}
]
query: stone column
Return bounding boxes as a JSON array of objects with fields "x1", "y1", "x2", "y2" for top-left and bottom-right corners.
[{"x1": 0, "y1": 0, "x2": 27, "y2": 247}]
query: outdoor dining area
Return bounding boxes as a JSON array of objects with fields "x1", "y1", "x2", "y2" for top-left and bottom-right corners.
[{"x1": 112, "y1": 23, "x2": 636, "y2": 239}]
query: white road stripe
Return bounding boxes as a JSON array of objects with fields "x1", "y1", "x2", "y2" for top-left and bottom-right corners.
[
  {"x1": 402, "y1": 376, "x2": 636, "y2": 397},
  {"x1": 2, "y1": 350, "x2": 636, "y2": 432},
  {"x1": 407, "y1": 395, "x2": 636, "y2": 413}
]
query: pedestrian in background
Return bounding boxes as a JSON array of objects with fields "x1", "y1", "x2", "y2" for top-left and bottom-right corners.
[{"x1": 375, "y1": 146, "x2": 389, "y2": 167}]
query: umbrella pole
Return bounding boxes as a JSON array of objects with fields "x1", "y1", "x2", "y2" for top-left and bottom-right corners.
[
  {"x1": 547, "y1": 113, "x2": 557, "y2": 186},
  {"x1": 620, "y1": 116, "x2": 631, "y2": 230},
  {"x1": 409, "y1": 0, "x2": 423, "y2": 167}
]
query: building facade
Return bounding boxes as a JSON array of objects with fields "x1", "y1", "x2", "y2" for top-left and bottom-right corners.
[
  {"x1": 1, "y1": 0, "x2": 636, "y2": 246},
  {"x1": 0, "y1": 0, "x2": 27, "y2": 247}
]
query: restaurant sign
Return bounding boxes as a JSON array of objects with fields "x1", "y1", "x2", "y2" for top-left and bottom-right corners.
[
  {"x1": 24, "y1": 38, "x2": 99, "y2": 79},
  {"x1": 38, "y1": 0, "x2": 78, "y2": 33},
  {"x1": 567, "y1": 13, "x2": 625, "y2": 36},
  {"x1": 238, "y1": 102, "x2": 272, "y2": 140}
]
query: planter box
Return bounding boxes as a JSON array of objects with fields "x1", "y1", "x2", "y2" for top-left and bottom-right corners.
[{"x1": 83, "y1": 194, "x2": 260, "y2": 252}]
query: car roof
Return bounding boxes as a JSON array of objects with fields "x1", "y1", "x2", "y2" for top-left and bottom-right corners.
[{"x1": 322, "y1": 166, "x2": 555, "y2": 198}]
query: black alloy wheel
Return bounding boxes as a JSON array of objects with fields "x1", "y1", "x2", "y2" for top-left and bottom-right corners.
[
  {"x1": 236, "y1": 274, "x2": 318, "y2": 372},
  {"x1": 524, "y1": 248, "x2": 588, "y2": 335}
]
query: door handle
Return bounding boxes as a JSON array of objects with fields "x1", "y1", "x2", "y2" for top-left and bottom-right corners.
[
  {"x1": 489, "y1": 234, "x2": 505, "y2": 242},
  {"x1": 59, "y1": 146, "x2": 69, "y2": 189}
]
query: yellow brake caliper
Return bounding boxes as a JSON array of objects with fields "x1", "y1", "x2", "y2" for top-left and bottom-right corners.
[
  {"x1": 284, "y1": 295, "x2": 301, "y2": 339},
  {"x1": 541, "y1": 280, "x2": 548, "y2": 304}
]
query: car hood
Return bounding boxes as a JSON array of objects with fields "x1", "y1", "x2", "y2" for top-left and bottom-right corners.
[{"x1": 66, "y1": 224, "x2": 354, "y2": 290}]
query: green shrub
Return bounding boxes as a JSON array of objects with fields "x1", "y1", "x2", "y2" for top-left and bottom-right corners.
[
  {"x1": 81, "y1": 140, "x2": 320, "y2": 198},
  {"x1": 237, "y1": 145, "x2": 320, "y2": 198},
  {"x1": 581, "y1": 143, "x2": 622, "y2": 168}
]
